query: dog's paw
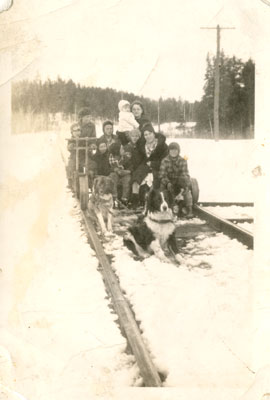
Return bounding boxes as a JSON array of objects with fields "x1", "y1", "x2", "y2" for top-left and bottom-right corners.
[
  {"x1": 104, "y1": 231, "x2": 115, "y2": 238},
  {"x1": 175, "y1": 253, "x2": 185, "y2": 264}
]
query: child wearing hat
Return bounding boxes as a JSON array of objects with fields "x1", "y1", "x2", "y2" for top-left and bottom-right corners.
[
  {"x1": 117, "y1": 100, "x2": 139, "y2": 146},
  {"x1": 159, "y1": 142, "x2": 193, "y2": 218},
  {"x1": 92, "y1": 140, "x2": 111, "y2": 177}
]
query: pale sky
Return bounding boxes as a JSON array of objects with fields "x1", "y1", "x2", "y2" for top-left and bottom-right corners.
[{"x1": 1, "y1": 0, "x2": 267, "y2": 102}]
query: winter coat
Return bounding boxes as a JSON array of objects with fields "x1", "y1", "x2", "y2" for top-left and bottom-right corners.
[
  {"x1": 159, "y1": 154, "x2": 191, "y2": 190},
  {"x1": 97, "y1": 134, "x2": 119, "y2": 150},
  {"x1": 118, "y1": 111, "x2": 139, "y2": 132},
  {"x1": 92, "y1": 150, "x2": 111, "y2": 177},
  {"x1": 132, "y1": 133, "x2": 168, "y2": 185},
  {"x1": 123, "y1": 142, "x2": 143, "y2": 172}
]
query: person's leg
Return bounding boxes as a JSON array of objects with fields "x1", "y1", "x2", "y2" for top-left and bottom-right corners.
[
  {"x1": 183, "y1": 187, "x2": 193, "y2": 218},
  {"x1": 132, "y1": 181, "x2": 139, "y2": 194},
  {"x1": 109, "y1": 172, "x2": 119, "y2": 200},
  {"x1": 130, "y1": 181, "x2": 140, "y2": 208},
  {"x1": 121, "y1": 172, "x2": 131, "y2": 203},
  {"x1": 152, "y1": 170, "x2": 160, "y2": 189}
]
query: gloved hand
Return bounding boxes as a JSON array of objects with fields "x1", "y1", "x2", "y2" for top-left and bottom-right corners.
[{"x1": 68, "y1": 143, "x2": 75, "y2": 151}]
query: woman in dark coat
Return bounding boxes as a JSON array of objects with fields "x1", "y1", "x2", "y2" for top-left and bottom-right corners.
[
  {"x1": 130, "y1": 124, "x2": 168, "y2": 207},
  {"x1": 131, "y1": 100, "x2": 154, "y2": 136}
]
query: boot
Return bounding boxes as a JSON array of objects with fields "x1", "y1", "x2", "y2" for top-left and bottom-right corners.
[
  {"x1": 130, "y1": 193, "x2": 139, "y2": 209},
  {"x1": 186, "y1": 206, "x2": 194, "y2": 219}
]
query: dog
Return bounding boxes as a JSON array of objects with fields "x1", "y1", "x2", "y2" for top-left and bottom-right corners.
[
  {"x1": 88, "y1": 176, "x2": 114, "y2": 236},
  {"x1": 123, "y1": 188, "x2": 181, "y2": 263}
]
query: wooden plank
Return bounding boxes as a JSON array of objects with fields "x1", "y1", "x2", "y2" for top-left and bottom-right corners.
[
  {"x1": 194, "y1": 205, "x2": 253, "y2": 249},
  {"x1": 81, "y1": 211, "x2": 162, "y2": 387}
]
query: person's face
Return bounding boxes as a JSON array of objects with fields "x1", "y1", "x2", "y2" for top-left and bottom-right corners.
[
  {"x1": 98, "y1": 143, "x2": 107, "y2": 154},
  {"x1": 125, "y1": 151, "x2": 131, "y2": 159},
  {"x1": 81, "y1": 115, "x2": 92, "y2": 125},
  {"x1": 72, "y1": 127, "x2": 81, "y2": 138},
  {"x1": 132, "y1": 104, "x2": 143, "y2": 118},
  {"x1": 130, "y1": 132, "x2": 139, "y2": 144},
  {"x1": 123, "y1": 104, "x2": 130, "y2": 112},
  {"x1": 104, "y1": 124, "x2": 113, "y2": 137},
  {"x1": 169, "y1": 149, "x2": 179, "y2": 158},
  {"x1": 144, "y1": 130, "x2": 155, "y2": 143}
]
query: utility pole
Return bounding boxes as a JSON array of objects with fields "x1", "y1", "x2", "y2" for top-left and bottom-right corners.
[
  {"x1": 201, "y1": 25, "x2": 235, "y2": 141},
  {"x1": 157, "y1": 98, "x2": 160, "y2": 133}
]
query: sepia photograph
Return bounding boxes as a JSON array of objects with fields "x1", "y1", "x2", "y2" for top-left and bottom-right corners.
[{"x1": 0, "y1": 0, "x2": 270, "y2": 399}]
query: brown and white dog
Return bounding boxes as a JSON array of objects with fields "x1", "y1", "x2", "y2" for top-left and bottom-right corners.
[
  {"x1": 123, "y1": 188, "x2": 181, "y2": 263},
  {"x1": 88, "y1": 176, "x2": 114, "y2": 236}
]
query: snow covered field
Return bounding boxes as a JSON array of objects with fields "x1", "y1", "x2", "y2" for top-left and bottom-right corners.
[
  {"x1": 0, "y1": 132, "x2": 139, "y2": 400},
  {"x1": 0, "y1": 128, "x2": 256, "y2": 399}
]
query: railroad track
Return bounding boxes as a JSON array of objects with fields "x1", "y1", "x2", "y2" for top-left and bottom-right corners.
[
  {"x1": 194, "y1": 202, "x2": 253, "y2": 249},
  {"x1": 80, "y1": 202, "x2": 253, "y2": 387}
]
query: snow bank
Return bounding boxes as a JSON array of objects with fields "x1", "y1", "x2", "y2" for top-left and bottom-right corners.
[
  {"x1": 204, "y1": 206, "x2": 254, "y2": 219},
  {"x1": 166, "y1": 138, "x2": 255, "y2": 202},
  {"x1": 0, "y1": 132, "x2": 139, "y2": 400}
]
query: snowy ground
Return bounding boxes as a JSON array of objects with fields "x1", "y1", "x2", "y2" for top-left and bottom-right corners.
[
  {"x1": 0, "y1": 132, "x2": 139, "y2": 400},
  {"x1": 105, "y1": 216, "x2": 253, "y2": 389},
  {"x1": 0, "y1": 127, "x2": 256, "y2": 399},
  {"x1": 204, "y1": 206, "x2": 254, "y2": 220}
]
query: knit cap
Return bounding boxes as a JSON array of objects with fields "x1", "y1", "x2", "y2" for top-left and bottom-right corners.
[
  {"x1": 102, "y1": 120, "x2": 113, "y2": 132},
  {"x1": 141, "y1": 123, "x2": 155, "y2": 134},
  {"x1": 78, "y1": 107, "x2": 91, "y2": 119},
  {"x1": 97, "y1": 138, "x2": 107, "y2": 147},
  {"x1": 168, "y1": 142, "x2": 180, "y2": 153},
  {"x1": 109, "y1": 142, "x2": 121, "y2": 156},
  {"x1": 118, "y1": 100, "x2": 130, "y2": 112}
]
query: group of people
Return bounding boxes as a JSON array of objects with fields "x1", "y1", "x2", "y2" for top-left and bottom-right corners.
[{"x1": 67, "y1": 100, "x2": 193, "y2": 218}]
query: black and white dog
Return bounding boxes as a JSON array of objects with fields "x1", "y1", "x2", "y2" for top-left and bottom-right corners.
[{"x1": 123, "y1": 188, "x2": 181, "y2": 263}]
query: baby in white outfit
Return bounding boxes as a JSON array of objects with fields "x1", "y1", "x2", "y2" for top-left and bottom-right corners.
[{"x1": 117, "y1": 100, "x2": 139, "y2": 145}]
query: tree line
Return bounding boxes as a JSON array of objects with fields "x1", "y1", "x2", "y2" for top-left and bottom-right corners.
[
  {"x1": 193, "y1": 53, "x2": 254, "y2": 138},
  {"x1": 12, "y1": 78, "x2": 188, "y2": 124},
  {"x1": 12, "y1": 53, "x2": 254, "y2": 138}
]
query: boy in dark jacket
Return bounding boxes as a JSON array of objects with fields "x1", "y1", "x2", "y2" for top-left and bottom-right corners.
[
  {"x1": 159, "y1": 142, "x2": 193, "y2": 218},
  {"x1": 92, "y1": 140, "x2": 111, "y2": 177}
]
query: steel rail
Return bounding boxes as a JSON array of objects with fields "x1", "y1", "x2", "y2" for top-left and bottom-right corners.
[
  {"x1": 198, "y1": 202, "x2": 254, "y2": 207},
  {"x1": 81, "y1": 210, "x2": 162, "y2": 387},
  {"x1": 193, "y1": 205, "x2": 253, "y2": 249}
]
